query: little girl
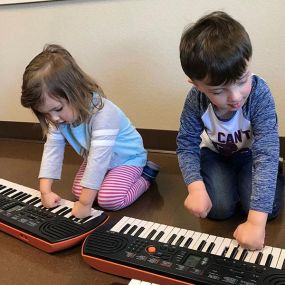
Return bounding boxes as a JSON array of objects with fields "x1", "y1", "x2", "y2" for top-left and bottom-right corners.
[{"x1": 21, "y1": 44, "x2": 159, "y2": 218}]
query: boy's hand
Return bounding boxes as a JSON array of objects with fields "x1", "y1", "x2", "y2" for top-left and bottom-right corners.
[
  {"x1": 72, "y1": 201, "x2": 92, "y2": 219},
  {"x1": 184, "y1": 181, "x2": 212, "y2": 218},
  {"x1": 41, "y1": 191, "x2": 61, "y2": 208},
  {"x1": 233, "y1": 221, "x2": 265, "y2": 250},
  {"x1": 233, "y1": 210, "x2": 268, "y2": 250}
]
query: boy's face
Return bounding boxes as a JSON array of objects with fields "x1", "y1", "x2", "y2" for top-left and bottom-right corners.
[
  {"x1": 36, "y1": 94, "x2": 78, "y2": 125},
  {"x1": 190, "y1": 64, "x2": 252, "y2": 114}
]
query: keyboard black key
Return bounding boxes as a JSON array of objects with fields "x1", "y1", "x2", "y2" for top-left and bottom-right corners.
[
  {"x1": 240, "y1": 249, "x2": 248, "y2": 261},
  {"x1": 184, "y1": 237, "x2": 193, "y2": 248},
  {"x1": 147, "y1": 229, "x2": 157, "y2": 239},
  {"x1": 206, "y1": 242, "x2": 215, "y2": 253},
  {"x1": 255, "y1": 252, "x2": 263, "y2": 265},
  {"x1": 134, "y1": 227, "x2": 145, "y2": 237},
  {"x1": 167, "y1": 234, "x2": 177, "y2": 244},
  {"x1": 29, "y1": 198, "x2": 41, "y2": 205},
  {"x1": 54, "y1": 206, "x2": 68, "y2": 214},
  {"x1": 80, "y1": 215, "x2": 93, "y2": 223},
  {"x1": 197, "y1": 240, "x2": 206, "y2": 251},
  {"x1": 175, "y1": 236, "x2": 185, "y2": 246},
  {"x1": 265, "y1": 254, "x2": 273, "y2": 267},
  {"x1": 120, "y1": 223, "x2": 131, "y2": 233},
  {"x1": 155, "y1": 231, "x2": 165, "y2": 241},
  {"x1": 230, "y1": 246, "x2": 239, "y2": 259},
  {"x1": 59, "y1": 208, "x2": 72, "y2": 216},
  {"x1": 221, "y1": 247, "x2": 229, "y2": 257},
  {"x1": 25, "y1": 197, "x2": 39, "y2": 204},
  {"x1": 127, "y1": 225, "x2": 138, "y2": 235}
]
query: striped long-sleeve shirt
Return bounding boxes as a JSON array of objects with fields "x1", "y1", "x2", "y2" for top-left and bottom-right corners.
[
  {"x1": 39, "y1": 95, "x2": 147, "y2": 190},
  {"x1": 177, "y1": 75, "x2": 279, "y2": 213}
]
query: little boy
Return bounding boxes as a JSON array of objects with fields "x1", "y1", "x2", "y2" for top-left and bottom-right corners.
[{"x1": 177, "y1": 11, "x2": 284, "y2": 250}]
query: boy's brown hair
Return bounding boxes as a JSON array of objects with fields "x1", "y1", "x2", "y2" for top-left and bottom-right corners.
[{"x1": 180, "y1": 11, "x2": 252, "y2": 86}]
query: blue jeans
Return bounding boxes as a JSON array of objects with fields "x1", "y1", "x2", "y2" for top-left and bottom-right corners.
[{"x1": 200, "y1": 148, "x2": 284, "y2": 220}]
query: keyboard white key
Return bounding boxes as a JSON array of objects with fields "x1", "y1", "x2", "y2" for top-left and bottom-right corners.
[
  {"x1": 179, "y1": 230, "x2": 195, "y2": 247},
  {"x1": 276, "y1": 249, "x2": 285, "y2": 269},
  {"x1": 163, "y1": 227, "x2": 181, "y2": 243},
  {"x1": 259, "y1": 246, "x2": 273, "y2": 266},
  {"x1": 158, "y1": 225, "x2": 175, "y2": 243},
  {"x1": 233, "y1": 246, "x2": 245, "y2": 261},
  {"x1": 201, "y1": 234, "x2": 216, "y2": 253},
  {"x1": 192, "y1": 233, "x2": 209, "y2": 251},
  {"x1": 209, "y1": 236, "x2": 224, "y2": 255},
  {"x1": 132, "y1": 220, "x2": 148, "y2": 236},
  {"x1": 150, "y1": 224, "x2": 167, "y2": 241},
  {"x1": 212, "y1": 237, "x2": 232, "y2": 256},
  {"x1": 171, "y1": 228, "x2": 188, "y2": 246},
  {"x1": 129, "y1": 280, "x2": 159, "y2": 285},
  {"x1": 270, "y1": 247, "x2": 282, "y2": 268},
  {"x1": 138, "y1": 222, "x2": 159, "y2": 239},
  {"x1": 244, "y1": 250, "x2": 254, "y2": 263},
  {"x1": 110, "y1": 216, "x2": 131, "y2": 232},
  {"x1": 225, "y1": 239, "x2": 239, "y2": 259},
  {"x1": 248, "y1": 249, "x2": 263, "y2": 264}
]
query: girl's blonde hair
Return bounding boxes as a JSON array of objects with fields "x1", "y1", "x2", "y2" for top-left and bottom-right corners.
[{"x1": 21, "y1": 44, "x2": 104, "y2": 136}]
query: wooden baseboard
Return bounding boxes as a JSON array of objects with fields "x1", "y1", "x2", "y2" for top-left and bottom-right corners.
[{"x1": 0, "y1": 121, "x2": 284, "y2": 156}]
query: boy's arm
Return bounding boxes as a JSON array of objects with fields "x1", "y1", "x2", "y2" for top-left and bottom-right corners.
[
  {"x1": 235, "y1": 77, "x2": 279, "y2": 250},
  {"x1": 248, "y1": 77, "x2": 279, "y2": 215},
  {"x1": 234, "y1": 210, "x2": 267, "y2": 250},
  {"x1": 185, "y1": 181, "x2": 212, "y2": 218},
  {"x1": 177, "y1": 88, "x2": 205, "y2": 186}
]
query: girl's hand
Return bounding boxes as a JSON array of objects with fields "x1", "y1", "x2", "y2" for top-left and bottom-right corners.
[
  {"x1": 41, "y1": 191, "x2": 61, "y2": 208},
  {"x1": 72, "y1": 201, "x2": 92, "y2": 219},
  {"x1": 184, "y1": 181, "x2": 212, "y2": 218}
]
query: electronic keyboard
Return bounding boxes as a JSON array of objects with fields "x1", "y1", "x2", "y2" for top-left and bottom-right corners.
[
  {"x1": 0, "y1": 178, "x2": 108, "y2": 252},
  {"x1": 82, "y1": 216, "x2": 285, "y2": 285}
]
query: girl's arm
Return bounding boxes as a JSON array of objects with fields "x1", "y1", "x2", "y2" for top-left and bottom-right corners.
[
  {"x1": 72, "y1": 188, "x2": 98, "y2": 218},
  {"x1": 40, "y1": 178, "x2": 61, "y2": 207}
]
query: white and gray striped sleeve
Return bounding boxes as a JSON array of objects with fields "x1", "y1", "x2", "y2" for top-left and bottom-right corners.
[
  {"x1": 39, "y1": 125, "x2": 66, "y2": 180},
  {"x1": 80, "y1": 127, "x2": 119, "y2": 190}
]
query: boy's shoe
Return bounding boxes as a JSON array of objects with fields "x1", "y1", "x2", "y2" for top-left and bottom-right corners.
[{"x1": 142, "y1": 161, "x2": 160, "y2": 183}]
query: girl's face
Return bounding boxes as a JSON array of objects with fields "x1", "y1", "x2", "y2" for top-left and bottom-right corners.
[
  {"x1": 190, "y1": 64, "x2": 252, "y2": 116},
  {"x1": 36, "y1": 94, "x2": 78, "y2": 125}
]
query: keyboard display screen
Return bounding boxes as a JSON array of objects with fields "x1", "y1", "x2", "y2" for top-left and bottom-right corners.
[
  {"x1": 6, "y1": 204, "x2": 24, "y2": 213},
  {"x1": 183, "y1": 254, "x2": 201, "y2": 267}
]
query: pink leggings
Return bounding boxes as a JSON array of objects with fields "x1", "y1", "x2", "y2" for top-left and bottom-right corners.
[{"x1": 72, "y1": 161, "x2": 150, "y2": 210}]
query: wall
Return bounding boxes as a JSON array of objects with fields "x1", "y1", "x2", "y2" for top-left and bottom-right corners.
[{"x1": 0, "y1": 0, "x2": 284, "y2": 134}]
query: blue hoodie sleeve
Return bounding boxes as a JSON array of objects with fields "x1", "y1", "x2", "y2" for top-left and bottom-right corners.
[{"x1": 176, "y1": 88, "x2": 206, "y2": 185}]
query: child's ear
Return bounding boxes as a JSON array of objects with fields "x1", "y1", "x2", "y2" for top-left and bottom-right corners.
[
  {"x1": 187, "y1": 78, "x2": 198, "y2": 88},
  {"x1": 187, "y1": 78, "x2": 194, "y2": 84}
]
